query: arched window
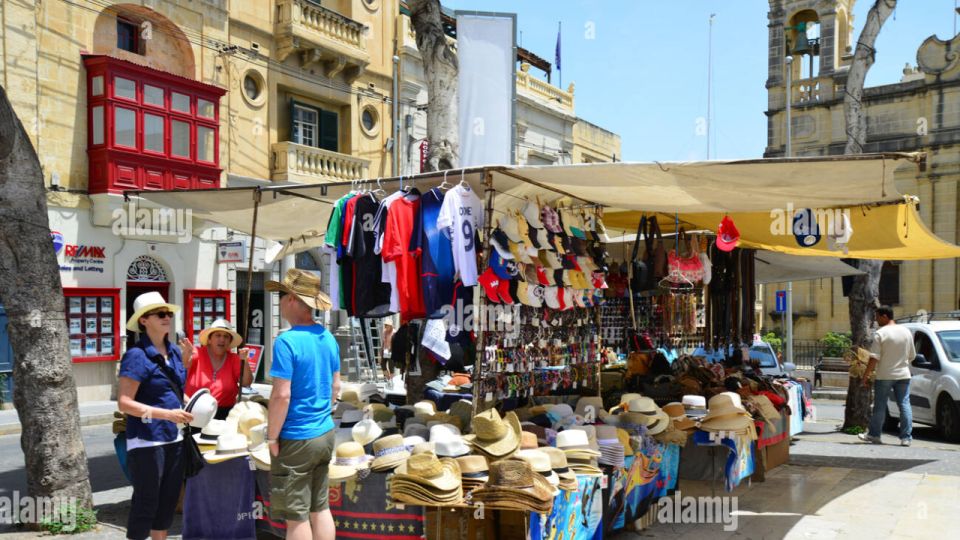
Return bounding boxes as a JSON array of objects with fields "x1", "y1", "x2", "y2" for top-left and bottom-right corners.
[{"x1": 127, "y1": 256, "x2": 168, "y2": 282}]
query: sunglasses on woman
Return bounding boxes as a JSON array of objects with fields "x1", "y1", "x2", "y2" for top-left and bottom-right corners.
[{"x1": 148, "y1": 311, "x2": 174, "y2": 319}]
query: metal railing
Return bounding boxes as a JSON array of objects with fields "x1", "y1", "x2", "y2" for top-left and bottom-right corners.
[{"x1": 791, "y1": 339, "x2": 825, "y2": 371}]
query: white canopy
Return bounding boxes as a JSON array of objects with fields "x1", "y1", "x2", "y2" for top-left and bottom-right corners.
[{"x1": 754, "y1": 251, "x2": 864, "y2": 284}]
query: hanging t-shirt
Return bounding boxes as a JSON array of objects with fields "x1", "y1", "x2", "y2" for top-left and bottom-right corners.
[
  {"x1": 375, "y1": 191, "x2": 406, "y2": 314},
  {"x1": 324, "y1": 195, "x2": 352, "y2": 310},
  {"x1": 413, "y1": 188, "x2": 455, "y2": 318},
  {"x1": 339, "y1": 194, "x2": 364, "y2": 316},
  {"x1": 382, "y1": 192, "x2": 426, "y2": 321},
  {"x1": 437, "y1": 185, "x2": 484, "y2": 286},
  {"x1": 347, "y1": 194, "x2": 392, "y2": 317}
]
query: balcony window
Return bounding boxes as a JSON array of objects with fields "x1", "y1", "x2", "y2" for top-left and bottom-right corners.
[
  {"x1": 84, "y1": 54, "x2": 224, "y2": 193},
  {"x1": 171, "y1": 120, "x2": 190, "y2": 158},
  {"x1": 144, "y1": 113, "x2": 164, "y2": 153},
  {"x1": 115, "y1": 77, "x2": 136, "y2": 101},
  {"x1": 144, "y1": 84, "x2": 164, "y2": 107},
  {"x1": 197, "y1": 126, "x2": 215, "y2": 163},
  {"x1": 114, "y1": 107, "x2": 136, "y2": 148},
  {"x1": 291, "y1": 100, "x2": 338, "y2": 152}
]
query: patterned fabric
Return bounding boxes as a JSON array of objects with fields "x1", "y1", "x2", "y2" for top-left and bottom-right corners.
[
  {"x1": 541, "y1": 205, "x2": 564, "y2": 234},
  {"x1": 692, "y1": 430, "x2": 755, "y2": 492},
  {"x1": 530, "y1": 475, "x2": 603, "y2": 540}
]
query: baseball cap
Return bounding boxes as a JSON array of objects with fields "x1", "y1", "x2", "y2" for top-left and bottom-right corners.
[{"x1": 716, "y1": 216, "x2": 740, "y2": 252}]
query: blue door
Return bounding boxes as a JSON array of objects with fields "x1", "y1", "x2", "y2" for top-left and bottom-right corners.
[{"x1": 0, "y1": 305, "x2": 13, "y2": 404}]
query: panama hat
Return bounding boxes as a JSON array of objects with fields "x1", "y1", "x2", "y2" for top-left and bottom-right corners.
[
  {"x1": 463, "y1": 409, "x2": 521, "y2": 457},
  {"x1": 430, "y1": 424, "x2": 470, "y2": 458},
  {"x1": 184, "y1": 388, "x2": 218, "y2": 429},
  {"x1": 204, "y1": 433, "x2": 250, "y2": 463},
  {"x1": 352, "y1": 419, "x2": 383, "y2": 447},
  {"x1": 413, "y1": 400, "x2": 437, "y2": 417},
  {"x1": 265, "y1": 268, "x2": 332, "y2": 311},
  {"x1": 703, "y1": 392, "x2": 749, "y2": 421},
  {"x1": 193, "y1": 418, "x2": 229, "y2": 448},
  {"x1": 199, "y1": 318, "x2": 242, "y2": 349},
  {"x1": 515, "y1": 450, "x2": 560, "y2": 495},
  {"x1": 403, "y1": 435, "x2": 426, "y2": 449},
  {"x1": 646, "y1": 411, "x2": 671, "y2": 435},
  {"x1": 247, "y1": 423, "x2": 271, "y2": 470},
  {"x1": 628, "y1": 397, "x2": 659, "y2": 416},
  {"x1": 610, "y1": 393, "x2": 641, "y2": 414},
  {"x1": 457, "y1": 455, "x2": 490, "y2": 491},
  {"x1": 555, "y1": 430, "x2": 601, "y2": 459},
  {"x1": 371, "y1": 434, "x2": 410, "y2": 471},
  {"x1": 329, "y1": 441, "x2": 373, "y2": 482},
  {"x1": 471, "y1": 459, "x2": 554, "y2": 514},
  {"x1": 539, "y1": 447, "x2": 579, "y2": 491},
  {"x1": 126, "y1": 291, "x2": 179, "y2": 332},
  {"x1": 225, "y1": 401, "x2": 267, "y2": 433}
]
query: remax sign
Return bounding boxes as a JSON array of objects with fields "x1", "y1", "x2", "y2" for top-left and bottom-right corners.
[
  {"x1": 62, "y1": 245, "x2": 106, "y2": 258},
  {"x1": 51, "y1": 231, "x2": 108, "y2": 273},
  {"x1": 50, "y1": 231, "x2": 64, "y2": 254}
]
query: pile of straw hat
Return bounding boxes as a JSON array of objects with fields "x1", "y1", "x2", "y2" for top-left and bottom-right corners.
[
  {"x1": 329, "y1": 441, "x2": 374, "y2": 482},
  {"x1": 539, "y1": 447, "x2": 579, "y2": 491},
  {"x1": 699, "y1": 392, "x2": 758, "y2": 439},
  {"x1": 456, "y1": 455, "x2": 489, "y2": 493},
  {"x1": 470, "y1": 459, "x2": 554, "y2": 514},
  {"x1": 390, "y1": 452, "x2": 463, "y2": 506}
]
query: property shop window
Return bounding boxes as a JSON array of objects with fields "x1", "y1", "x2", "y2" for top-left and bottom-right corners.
[
  {"x1": 290, "y1": 100, "x2": 338, "y2": 152},
  {"x1": 64, "y1": 288, "x2": 121, "y2": 362},
  {"x1": 879, "y1": 261, "x2": 900, "y2": 306},
  {"x1": 183, "y1": 290, "x2": 232, "y2": 345},
  {"x1": 117, "y1": 19, "x2": 143, "y2": 55}
]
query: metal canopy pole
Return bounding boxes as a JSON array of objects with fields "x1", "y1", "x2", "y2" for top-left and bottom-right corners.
[
  {"x1": 242, "y1": 187, "x2": 262, "y2": 343},
  {"x1": 473, "y1": 171, "x2": 497, "y2": 418}
]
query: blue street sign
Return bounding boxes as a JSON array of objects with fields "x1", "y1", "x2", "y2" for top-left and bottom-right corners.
[{"x1": 775, "y1": 290, "x2": 787, "y2": 313}]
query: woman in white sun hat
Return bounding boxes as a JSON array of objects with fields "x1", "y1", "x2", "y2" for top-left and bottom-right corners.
[
  {"x1": 117, "y1": 291, "x2": 192, "y2": 540},
  {"x1": 185, "y1": 318, "x2": 252, "y2": 420}
]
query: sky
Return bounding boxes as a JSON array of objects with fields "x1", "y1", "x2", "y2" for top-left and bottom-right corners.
[{"x1": 443, "y1": 0, "x2": 959, "y2": 162}]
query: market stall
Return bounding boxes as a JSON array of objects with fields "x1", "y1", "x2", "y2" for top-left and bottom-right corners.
[{"x1": 122, "y1": 152, "x2": 960, "y2": 538}]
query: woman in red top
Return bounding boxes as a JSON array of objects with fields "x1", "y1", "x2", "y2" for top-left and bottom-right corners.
[{"x1": 185, "y1": 319, "x2": 252, "y2": 419}]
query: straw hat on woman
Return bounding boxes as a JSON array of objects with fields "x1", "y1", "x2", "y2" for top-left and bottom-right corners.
[{"x1": 185, "y1": 319, "x2": 252, "y2": 420}]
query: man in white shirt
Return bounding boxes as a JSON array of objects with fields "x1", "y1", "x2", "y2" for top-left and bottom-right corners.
[{"x1": 859, "y1": 306, "x2": 916, "y2": 446}]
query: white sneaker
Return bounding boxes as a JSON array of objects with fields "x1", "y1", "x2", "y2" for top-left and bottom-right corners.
[
  {"x1": 858, "y1": 433, "x2": 882, "y2": 444},
  {"x1": 900, "y1": 438, "x2": 911, "y2": 447}
]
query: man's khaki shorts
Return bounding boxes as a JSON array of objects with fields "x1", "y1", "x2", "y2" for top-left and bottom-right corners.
[{"x1": 270, "y1": 430, "x2": 335, "y2": 522}]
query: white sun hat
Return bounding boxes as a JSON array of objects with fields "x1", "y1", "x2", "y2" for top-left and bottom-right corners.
[{"x1": 126, "y1": 291, "x2": 179, "y2": 332}]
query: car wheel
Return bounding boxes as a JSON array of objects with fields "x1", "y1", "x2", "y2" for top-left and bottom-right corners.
[{"x1": 937, "y1": 397, "x2": 960, "y2": 444}]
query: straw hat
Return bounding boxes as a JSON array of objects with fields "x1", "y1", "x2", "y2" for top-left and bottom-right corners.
[
  {"x1": 394, "y1": 452, "x2": 462, "y2": 492},
  {"x1": 747, "y1": 395, "x2": 782, "y2": 423},
  {"x1": 340, "y1": 390, "x2": 363, "y2": 409},
  {"x1": 338, "y1": 409, "x2": 364, "y2": 429},
  {"x1": 352, "y1": 419, "x2": 383, "y2": 446},
  {"x1": 574, "y1": 397, "x2": 605, "y2": 421},
  {"x1": 471, "y1": 459, "x2": 555, "y2": 513},
  {"x1": 682, "y1": 394, "x2": 708, "y2": 417},
  {"x1": 616, "y1": 428, "x2": 634, "y2": 456},
  {"x1": 663, "y1": 402, "x2": 697, "y2": 431},
  {"x1": 225, "y1": 401, "x2": 268, "y2": 433},
  {"x1": 430, "y1": 424, "x2": 470, "y2": 458},
  {"x1": 539, "y1": 447, "x2": 579, "y2": 491},
  {"x1": 203, "y1": 433, "x2": 250, "y2": 463},
  {"x1": 193, "y1": 418, "x2": 230, "y2": 449},
  {"x1": 703, "y1": 392, "x2": 749, "y2": 422},
  {"x1": 447, "y1": 400, "x2": 473, "y2": 431},
  {"x1": 414, "y1": 400, "x2": 437, "y2": 417},
  {"x1": 333, "y1": 401, "x2": 358, "y2": 419},
  {"x1": 570, "y1": 426, "x2": 600, "y2": 451},
  {"x1": 265, "y1": 268, "x2": 332, "y2": 311},
  {"x1": 411, "y1": 441, "x2": 436, "y2": 455},
  {"x1": 628, "y1": 397, "x2": 659, "y2": 416},
  {"x1": 184, "y1": 388, "x2": 218, "y2": 429},
  {"x1": 646, "y1": 411, "x2": 671, "y2": 435},
  {"x1": 329, "y1": 441, "x2": 373, "y2": 482},
  {"x1": 247, "y1": 423, "x2": 271, "y2": 470},
  {"x1": 371, "y1": 434, "x2": 410, "y2": 472},
  {"x1": 520, "y1": 431, "x2": 539, "y2": 450},
  {"x1": 463, "y1": 409, "x2": 521, "y2": 457},
  {"x1": 565, "y1": 456, "x2": 604, "y2": 477},
  {"x1": 555, "y1": 430, "x2": 601, "y2": 459},
  {"x1": 515, "y1": 450, "x2": 560, "y2": 496},
  {"x1": 403, "y1": 435, "x2": 426, "y2": 449},
  {"x1": 198, "y1": 318, "x2": 243, "y2": 349},
  {"x1": 125, "y1": 291, "x2": 179, "y2": 332},
  {"x1": 457, "y1": 455, "x2": 490, "y2": 491}
]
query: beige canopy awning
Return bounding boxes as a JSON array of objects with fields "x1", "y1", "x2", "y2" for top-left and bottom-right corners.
[{"x1": 126, "y1": 152, "x2": 960, "y2": 260}]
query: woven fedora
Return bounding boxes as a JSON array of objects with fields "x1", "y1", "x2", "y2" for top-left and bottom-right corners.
[
  {"x1": 394, "y1": 452, "x2": 462, "y2": 492},
  {"x1": 463, "y1": 409, "x2": 521, "y2": 457},
  {"x1": 471, "y1": 459, "x2": 555, "y2": 513},
  {"x1": 329, "y1": 441, "x2": 373, "y2": 482},
  {"x1": 663, "y1": 402, "x2": 697, "y2": 431},
  {"x1": 556, "y1": 429, "x2": 601, "y2": 458},
  {"x1": 371, "y1": 434, "x2": 410, "y2": 471},
  {"x1": 539, "y1": 447, "x2": 578, "y2": 491},
  {"x1": 515, "y1": 450, "x2": 560, "y2": 495},
  {"x1": 414, "y1": 400, "x2": 437, "y2": 417},
  {"x1": 265, "y1": 268, "x2": 332, "y2": 311}
]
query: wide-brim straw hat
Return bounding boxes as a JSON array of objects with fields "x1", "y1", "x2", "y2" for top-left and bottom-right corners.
[
  {"x1": 126, "y1": 291, "x2": 180, "y2": 332},
  {"x1": 371, "y1": 434, "x2": 411, "y2": 471},
  {"x1": 329, "y1": 441, "x2": 373, "y2": 482},
  {"x1": 703, "y1": 391, "x2": 749, "y2": 422},
  {"x1": 457, "y1": 455, "x2": 490, "y2": 487},
  {"x1": 463, "y1": 409, "x2": 521, "y2": 457},
  {"x1": 203, "y1": 433, "x2": 250, "y2": 463},
  {"x1": 265, "y1": 268, "x2": 332, "y2": 311},
  {"x1": 646, "y1": 411, "x2": 671, "y2": 435},
  {"x1": 699, "y1": 413, "x2": 755, "y2": 433},
  {"x1": 566, "y1": 458, "x2": 604, "y2": 477},
  {"x1": 472, "y1": 459, "x2": 555, "y2": 508},
  {"x1": 198, "y1": 318, "x2": 243, "y2": 348},
  {"x1": 394, "y1": 452, "x2": 462, "y2": 492}
]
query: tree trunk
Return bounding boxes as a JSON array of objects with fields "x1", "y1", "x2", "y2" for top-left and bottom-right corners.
[
  {"x1": 409, "y1": 0, "x2": 459, "y2": 172},
  {"x1": 406, "y1": 0, "x2": 459, "y2": 404},
  {"x1": 0, "y1": 86, "x2": 93, "y2": 507},
  {"x1": 841, "y1": 0, "x2": 897, "y2": 430}
]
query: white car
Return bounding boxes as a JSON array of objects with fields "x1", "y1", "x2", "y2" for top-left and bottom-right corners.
[{"x1": 888, "y1": 320, "x2": 960, "y2": 442}]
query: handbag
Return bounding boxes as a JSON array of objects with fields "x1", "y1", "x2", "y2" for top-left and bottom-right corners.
[
  {"x1": 667, "y1": 229, "x2": 705, "y2": 284},
  {"x1": 145, "y1": 347, "x2": 206, "y2": 479},
  {"x1": 648, "y1": 217, "x2": 668, "y2": 280},
  {"x1": 630, "y1": 216, "x2": 650, "y2": 293}
]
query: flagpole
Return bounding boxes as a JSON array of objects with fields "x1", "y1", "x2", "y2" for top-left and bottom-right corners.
[{"x1": 558, "y1": 21, "x2": 562, "y2": 88}]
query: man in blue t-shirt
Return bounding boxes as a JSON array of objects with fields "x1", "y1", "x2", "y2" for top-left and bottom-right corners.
[{"x1": 265, "y1": 269, "x2": 340, "y2": 539}]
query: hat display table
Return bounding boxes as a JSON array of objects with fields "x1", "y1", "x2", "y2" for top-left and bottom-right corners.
[
  {"x1": 600, "y1": 441, "x2": 680, "y2": 535},
  {"x1": 183, "y1": 457, "x2": 257, "y2": 540},
  {"x1": 680, "y1": 431, "x2": 756, "y2": 493}
]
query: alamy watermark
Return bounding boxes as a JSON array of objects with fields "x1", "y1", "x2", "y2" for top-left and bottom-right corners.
[
  {"x1": 111, "y1": 207, "x2": 193, "y2": 243},
  {"x1": 0, "y1": 492, "x2": 78, "y2": 530},
  {"x1": 656, "y1": 491, "x2": 738, "y2": 531},
  {"x1": 770, "y1": 203, "x2": 850, "y2": 241},
  {"x1": 439, "y1": 300, "x2": 521, "y2": 339}
]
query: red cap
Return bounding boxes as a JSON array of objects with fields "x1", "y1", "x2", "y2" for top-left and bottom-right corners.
[{"x1": 716, "y1": 216, "x2": 740, "y2": 252}]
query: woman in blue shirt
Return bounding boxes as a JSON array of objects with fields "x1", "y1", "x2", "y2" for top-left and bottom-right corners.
[{"x1": 117, "y1": 292, "x2": 194, "y2": 540}]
